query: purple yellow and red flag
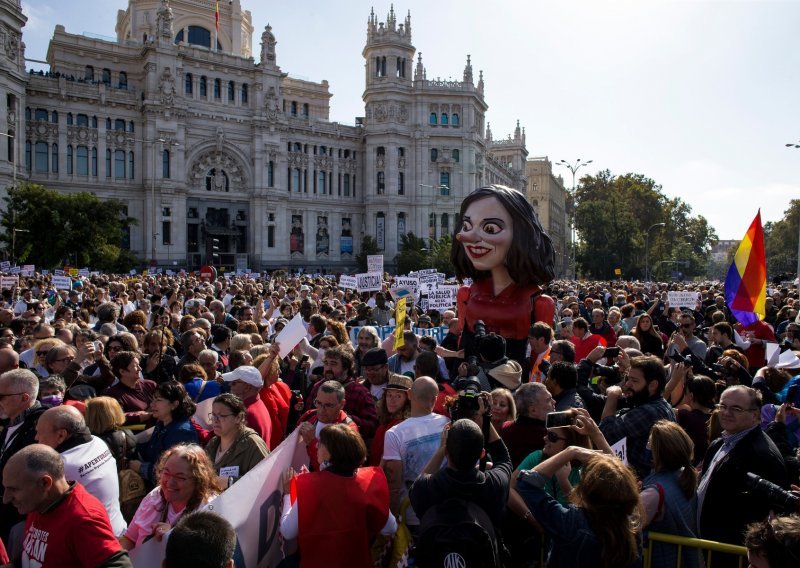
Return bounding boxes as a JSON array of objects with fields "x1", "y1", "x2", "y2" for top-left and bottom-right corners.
[{"x1": 724, "y1": 211, "x2": 766, "y2": 326}]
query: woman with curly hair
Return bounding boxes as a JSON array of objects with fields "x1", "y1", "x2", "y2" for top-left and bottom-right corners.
[{"x1": 120, "y1": 444, "x2": 218, "y2": 550}]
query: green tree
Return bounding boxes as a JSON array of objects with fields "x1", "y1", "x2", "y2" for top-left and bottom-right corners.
[
  {"x1": 428, "y1": 233, "x2": 454, "y2": 276},
  {"x1": 0, "y1": 182, "x2": 137, "y2": 270},
  {"x1": 355, "y1": 235, "x2": 380, "y2": 272},
  {"x1": 574, "y1": 170, "x2": 717, "y2": 280},
  {"x1": 764, "y1": 200, "x2": 800, "y2": 280},
  {"x1": 394, "y1": 232, "x2": 429, "y2": 275}
]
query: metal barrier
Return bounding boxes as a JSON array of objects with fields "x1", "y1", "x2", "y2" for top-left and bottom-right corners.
[{"x1": 643, "y1": 531, "x2": 748, "y2": 568}]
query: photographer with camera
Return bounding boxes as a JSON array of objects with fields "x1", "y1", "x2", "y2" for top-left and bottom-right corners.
[{"x1": 575, "y1": 345, "x2": 632, "y2": 422}]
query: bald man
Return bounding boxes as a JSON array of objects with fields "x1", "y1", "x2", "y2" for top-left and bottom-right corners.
[
  {"x1": 36, "y1": 405, "x2": 126, "y2": 536},
  {"x1": 2, "y1": 445, "x2": 131, "y2": 567},
  {"x1": 381, "y1": 376, "x2": 449, "y2": 528},
  {"x1": 0, "y1": 349, "x2": 19, "y2": 373}
]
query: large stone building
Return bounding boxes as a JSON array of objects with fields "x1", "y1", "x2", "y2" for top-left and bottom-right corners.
[
  {"x1": 0, "y1": 0, "x2": 528, "y2": 272},
  {"x1": 525, "y1": 157, "x2": 569, "y2": 277}
]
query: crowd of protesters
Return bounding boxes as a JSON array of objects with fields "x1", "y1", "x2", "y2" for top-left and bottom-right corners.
[{"x1": 0, "y1": 271, "x2": 799, "y2": 567}]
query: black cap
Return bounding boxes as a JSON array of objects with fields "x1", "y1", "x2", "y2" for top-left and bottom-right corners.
[{"x1": 361, "y1": 348, "x2": 388, "y2": 367}]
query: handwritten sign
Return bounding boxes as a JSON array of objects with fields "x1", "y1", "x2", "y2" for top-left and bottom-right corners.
[
  {"x1": 356, "y1": 271, "x2": 382, "y2": 293},
  {"x1": 367, "y1": 255, "x2": 384, "y2": 274},
  {"x1": 667, "y1": 291, "x2": 700, "y2": 309},
  {"x1": 338, "y1": 275, "x2": 358, "y2": 290}
]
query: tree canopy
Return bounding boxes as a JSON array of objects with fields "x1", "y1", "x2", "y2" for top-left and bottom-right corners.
[
  {"x1": 355, "y1": 235, "x2": 380, "y2": 272},
  {"x1": 764, "y1": 199, "x2": 800, "y2": 281},
  {"x1": 0, "y1": 182, "x2": 137, "y2": 271},
  {"x1": 574, "y1": 170, "x2": 717, "y2": 280}
]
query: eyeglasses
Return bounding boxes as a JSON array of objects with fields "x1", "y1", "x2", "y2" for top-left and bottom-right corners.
[
  {"x1": 314, "y1": 400, "x2": 338, "y2": 410},
  {"x1": 546, "y1": 431, "x2": 566, "y2": 443},
  {"x1": 54, "y1": 357, "x2": 75, "y2": 364},
  {"x1": 715, "y1": 403, "x2": 757, "y2": 414},
  {"x1": 208, "y1": 412, "x2": 234, "y2": 422},
  {"x1": 36, "y1": 351, "x2": 50, "y2": 357},
  {"x1": 0, "y1": 392, "x2": 24, "y2": 400}
]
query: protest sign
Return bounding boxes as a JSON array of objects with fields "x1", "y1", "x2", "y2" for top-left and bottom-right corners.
[
  {"x1": 667, "y1": 291, "x2": 700, "y2": 309},
  {"x1": 274, "y1": 314, "x2": 307, "y2": 358},
  {"x1": 339, "y1": 274, "x2": 358, "y2": 290},
  {"x1": 192, "y1": 397, "x2": 215, "y2": 430},
  {"x1": 418, "y1": 273, "x2": 438, "y2": 293},
  {"x1": 611, "y1": 437, "x2": 628, "y2": 465},
  {"x1": 21, "y1": 265, "x2": 34, "y2": 276},
  {"x1": 52, "y1": 275, "x2": 72, "y2": 291},
  {"x1": 0, "y1": 261, "x2": 9, "y2": 271},
  {"x1": 8, "y1": 266, "x2": 20, "y2": 274},
  {"x1": 367, "y1": 255, "x2": 384, "y2": 274},
  {"x1": 427, "y1": 285, "x2": 458, "y2": 311},
  {"x1": 394, "y1": 298, "x2": 407, "y2": 350},
  {"x1": 130, "y1": 431, "x2": 309, "y2": 568},
  {"x1": 0, "y1": 276, "x2": 18, "y2": 289},
  {"x1": 356, "y1": 271, "x2": 382, "y2": 293},
  {"x1": 393, "y1": 276, "x2": 419, "y2": 295}
]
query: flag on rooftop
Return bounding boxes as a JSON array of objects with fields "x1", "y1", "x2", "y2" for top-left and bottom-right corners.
[{"x1": 724, "y1": 211, "x2": 766, "y2": 326}]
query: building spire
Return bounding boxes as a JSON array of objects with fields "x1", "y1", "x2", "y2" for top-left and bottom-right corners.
[{"x1": 463, "y1": 54, "x2": 473, "y2": 83}]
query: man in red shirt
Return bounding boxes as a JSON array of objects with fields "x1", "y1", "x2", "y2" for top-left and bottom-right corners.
[
  {"x1": 222, "y1": 366, "x2": 272, "y2": 445},
  {"x1": 2, "y1": 444, "x2": 132, "y2": 567}
]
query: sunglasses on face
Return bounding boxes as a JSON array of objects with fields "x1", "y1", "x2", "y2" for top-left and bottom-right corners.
[{"x1": 546, "y1": 431, "x2": 566, "y2": 443}]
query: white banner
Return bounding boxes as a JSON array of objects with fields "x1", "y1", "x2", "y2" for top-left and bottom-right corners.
[
  {"x1": 356, "y1": 271, "x2": 382, "y2": 293},
  {"x1": 367, "y1": 255, "x2": 384, "y2": 274},
  {"x1": 667, "y1": 291, "x2": 700, "y2": 309},
  {"x1": 338, "y1": 275, "x2": 358, "y2": 290},
  {"x1": 0, "y1": 276, "x2": 18, "y2": 289},
  {"x1": 52, "y1": 275, "x2": 72, "y2": 291},
  {"x1": 427, "y1": 285, "x2": 458, "y2": 311},
  {"x1": 130, "y1": 431, "x2": 309, "y2": 568}
]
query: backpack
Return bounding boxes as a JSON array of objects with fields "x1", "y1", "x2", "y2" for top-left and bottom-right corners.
[{"x1": 414, "y1": 497, "x2": 501, "y2": 568}]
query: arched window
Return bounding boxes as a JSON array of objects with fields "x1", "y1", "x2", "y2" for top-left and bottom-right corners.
[
  {"x1": 452, "y1": 113, "x2": 459, "y2": 126},
  {"x1": 441, "y1": 113, "x2": 448, "y2": 125},
  {"x1": 453, "y1": 149, "x2": 460, "y2": 163},
  {"x1": 118, "y1": 72, "x2": 128, "y2": 89},
  {"x1": 34, "y1": 142, "x2": 48, "y2": 173},
  {"x1": 101, "y1": 68, "x2": 111, "y2": 86},
  {"x1": 185, "y1": 73, "x2": 193, "y2": 95},
  {"x1": 377, "y1": 171, "x2": 385, "y2": 195},
  {"x1": 227, "y1": 81, "x2": 234, "y2": 103},
  {"x1": 303, "y1": 103, "x2": 309, "y2": 117},
  {"x1": 429, "y1": 113, "x2": 437, "y2": 126},
  {"x1": 293, "y1": 142, "x2": 302, "y2": 152},
  {"x1": 51, "y1": 143, "x2": 58, "y2": 173},
  {"x1": 51, "y1": 111, "x2": 58, "y2": 124},
  {"x1": 213, "y1": 79, "x2": 221, "y2": 100},
  {"x1": 174, "y1": 26, "x2": 221, "y2": 50},
  {"x1": 114, "y1": 149, "x2": 126, "y2": 178},
  {"x1": 290, "y1": 101, "x2": 297, "y2": 116},
  {"x1": 34, "y1": 109, "x2": 48, "y2": 122},
  {"x1": 430, "y1": 148, "x2": 438, "y2": 162},
  {"x1": 376, "y1": 146, "x2": 385, "y2": 156},
  {"x1": 85, "y1": 66, "x2": 94, "y2": 81},
  {"x1": 105, "y1": 118, "x2": 112, "y2": 130},
  {"x1": 200, "y1": 76, "x2": 207, "y2": 97},
  {"x1": 128, "y1": 121, "x2": 134, "y2": 133},
  {"x1": 114, "y1": 119, "x2": 126, "y2": 131},
  {"x1": 162, "y1": 149, "x2": 171, "y2": 179},
  {"x1": 241, "y1": 84, "x2": 248, "y2": 104},
  {"x1": 67, "y1": 113, "x2": 73, "y2": 125},
  {"x1": 91, "y1": 116, "x2": 97, "y2": 128}
]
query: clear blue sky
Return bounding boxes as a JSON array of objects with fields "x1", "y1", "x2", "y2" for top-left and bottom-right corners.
[{"x1": 20, "y1": 0, "x2": 800, "y2": 240}]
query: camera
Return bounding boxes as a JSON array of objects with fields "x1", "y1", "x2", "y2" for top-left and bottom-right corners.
[
  {"x1": 603, "y1": 347, "x2": 621, "y2": 359},
  {"x1": 745, "y1": 473, "x2": 800, "y2": 513},
  {"x1": 546, "y1": 411, "x2": 575, "y2": 429},
  {"x1": 450, "y1": 376, "x2": 486, "y2": 421}
]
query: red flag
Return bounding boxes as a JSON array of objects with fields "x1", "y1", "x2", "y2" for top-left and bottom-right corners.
[{"x1": 215, "y1": 1, "x2": 220, "y2": 33}]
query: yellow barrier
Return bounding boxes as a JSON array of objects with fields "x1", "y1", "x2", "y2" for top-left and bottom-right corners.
[{"x1": 643, "y1": 531, "x2": 748, "y2": 568}]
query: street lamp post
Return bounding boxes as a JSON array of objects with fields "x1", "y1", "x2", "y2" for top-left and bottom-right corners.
[
  {"x1": 785, "y1": 142, "x2": 800, "y2": 284},
  {"x1": 557, "y1": 159, "x2": 593, "y2": 280},
  {"x1": 645, "y1": 222, "x2": 666, "y2": 282}
]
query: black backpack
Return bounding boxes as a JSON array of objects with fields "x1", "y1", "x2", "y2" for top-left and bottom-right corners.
[{"x1": 414, "y1": 497, "x2": 501, "y2": 568}]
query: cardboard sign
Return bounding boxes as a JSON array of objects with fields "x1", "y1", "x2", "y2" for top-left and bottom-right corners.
[
  {"x1": 418, "y1": 273, "x2": 439, "y2": 293},
  {"x1": 367, "y1": 255, "x2": 384, "y2": 274},
  {"x1": 0, "y1": 276, "x2": 18, "y2": 289},
  {"x1": 393, "y1": 276, "x2": 419, "y2": 295},
  {"x1": 427, "y1": 285, "x2": 459, "y2": 311},
  {"x1": 0, "y1": 261, "x2": 10, "y2": 271},
  {"x1": 21, "y1": 265, "x2": 34, "y2": 276},
  {"x1": 339, "y1": 275, "x2": 358, "y2": 290},
  {"x1": 667, "y1": 291, "x2": 700, "y2": 309},
  {"x1": 52, "y1": 275, "x2": 72, "y2": 291},
  {"x1": 356, "y1": 271, "x2": 382, "y2": 293}
]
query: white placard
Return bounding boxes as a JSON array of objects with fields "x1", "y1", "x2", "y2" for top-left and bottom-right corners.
[
  {"x1": 611, "y1": 437, "x2": 628, "y2": 464},
  {"x1": 338, "y1": 274, "x2": 358, "y2": 290},
  {"x1": 356, "y1": 271, "x2": 382, "y2": 293},
  {"x1": 21, "y1": 265, "x2": 34, "y2": 276},
  {"x1": 0, "y1": 261, "x2": 9, "y2": 271},
  {"x1": 367, "y1": 255, "x2": 384, "y2": 274},
  {"x1": 667, "y1": 291, "x2": 700, "y2": 309},
  {"x1": 52, "y1": 275, "x2": 72, "y2": 291},
  {"x1": 418, "y1": 273, "x2": 439, "y2": 293},
  {"x1": 427, "y1": 285, "x2": 459, "y2": 311},
  {"x1": 394, "y1": 276, "x2": 419, "y2": 295},
  {"x1": 273, "y1": 313, "x2": 308, "y2": 358},
  {"x1": 8, "y1": 266, "x2": 20, "y2": 274},
  {"x1": 0, "y1": 276, "x2": 18, "y2": 289}
]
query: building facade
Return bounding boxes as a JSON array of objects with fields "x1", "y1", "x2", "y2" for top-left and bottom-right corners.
[
  {"x1": 525, "y1": 157, "x2": 569, "y2": 277},
  {"x1": 0, "y1": 0, "x2": 528, "y2": 272}
]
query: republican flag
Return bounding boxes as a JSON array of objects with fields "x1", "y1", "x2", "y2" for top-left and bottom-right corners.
[
  {"x1": 215, "y1": 1, "x2": 220, "y2": 32},
  {"x1": 724, "y1": 211, "x2": 766, "y2": 326}
]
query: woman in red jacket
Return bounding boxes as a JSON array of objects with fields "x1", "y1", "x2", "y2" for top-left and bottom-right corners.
[{"x1": 280, "y1": 424, "x2": 396, "y2": 568}]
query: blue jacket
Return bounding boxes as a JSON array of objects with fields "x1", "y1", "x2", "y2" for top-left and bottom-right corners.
[{"x1": 137, "y1": 418, "x2": 198, "y2": 484}]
